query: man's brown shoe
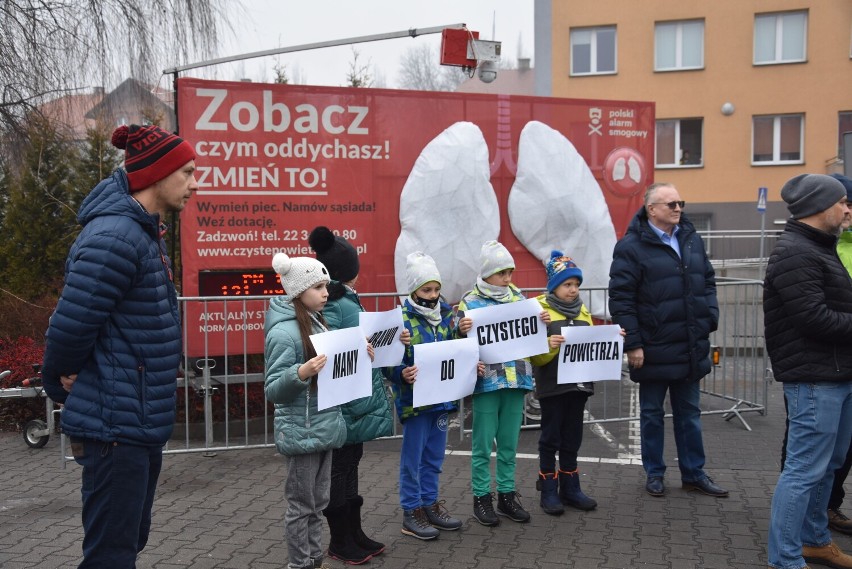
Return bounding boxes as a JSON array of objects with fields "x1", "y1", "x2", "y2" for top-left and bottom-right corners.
[
  {"x1": 829, "y1": 508, "x2": 852, "y2": 535},
  {"x1": 802, "y1": 542, "x2": 852, "y2": 569}
]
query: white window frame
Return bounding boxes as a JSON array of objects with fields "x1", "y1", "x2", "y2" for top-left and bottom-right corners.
[
  {"x1": 751, "y1": 114, "x2": 805, "y2": 165},
  {"x1": 655, "y1": 20, "x2": 705, "y2": 71},
  {"x1": 655, "y1": 118, "x2": 703, "y2": 168},
  {"x1": 754, "y1": 11, "x2": 808, "y2": 65},
  {"x1": 570, "y1": 26, "x2": 617, "y2": 76}
]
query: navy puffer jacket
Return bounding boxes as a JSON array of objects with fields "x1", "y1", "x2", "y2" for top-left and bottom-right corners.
[
  {"x1": 41, "y1": 170, "x2": 181, "y2": 445},
  {"x1": 608, "y1": 208, "x2": 719, "y2": 383},
  {"x1": 764, "y1": 219, "x2": 852, "y2": 382}
]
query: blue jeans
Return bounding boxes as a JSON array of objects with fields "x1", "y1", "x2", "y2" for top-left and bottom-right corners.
[
  {"x1": 639, "y1": 380, "x2": 706, "y2": 482},
  {"x1": 71, "y1": 438, "x2": 163, "y2": 569},
  {"x1": 399, "y1": 410, "x2": 448, "y2": 510},
  {"x1": 768, "y1": 382, "x2": 852, "y2": 569}
]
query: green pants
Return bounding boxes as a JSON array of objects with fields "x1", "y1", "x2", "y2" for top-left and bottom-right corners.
[{"x1": 471, "y1": 389, "x2": 527, "y2": 496}]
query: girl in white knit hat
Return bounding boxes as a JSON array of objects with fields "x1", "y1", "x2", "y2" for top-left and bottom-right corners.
[{"x1": 264, "y1": 253, "x2": 347, "y2": 569}]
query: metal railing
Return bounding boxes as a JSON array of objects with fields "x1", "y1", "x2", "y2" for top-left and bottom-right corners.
[{"x1": 157, "y1": 279, "x2": 768, "y2": 455}]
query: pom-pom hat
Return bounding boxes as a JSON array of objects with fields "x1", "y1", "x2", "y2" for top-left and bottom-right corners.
[
  {"x1": 111, "y1": 124, "x2": 195, "y2": 192},
  {"x1": 545, "y1": 250, "x2": 583, "y2": 293},
  {"x1": 406, "y1": 251, "x2": 441, "y2": 294},
  {"x1": 272, "y1": 253, "x2": 329, "y2": 298},
  {"x1": 780, "y1": 174, "x2": 846, "y2": 220},
  {"x1": 308, "y1": 226, "x2": 359, "y2": 283}
]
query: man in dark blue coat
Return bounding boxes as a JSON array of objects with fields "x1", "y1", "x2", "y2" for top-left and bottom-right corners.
[
  {"x1": 42, "y1": 124, "x2": 196, "y2": 568},
  {"x1": 609, "y1": 182, "x2": 727, "y2": 499}
]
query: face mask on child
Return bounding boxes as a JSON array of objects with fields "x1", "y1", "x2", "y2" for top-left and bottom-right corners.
[{"x1": 413, "y1": 295, "x2": 439, "y2": 309}]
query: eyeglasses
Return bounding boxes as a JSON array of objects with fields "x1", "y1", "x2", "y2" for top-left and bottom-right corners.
[{"x1": 651, "y1": 201, "x2": 685, "y2": 210}]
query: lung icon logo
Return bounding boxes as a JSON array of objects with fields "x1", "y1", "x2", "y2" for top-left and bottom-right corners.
[{"x1": 603, "y1": 147, "x2": 647, "y2": 198}]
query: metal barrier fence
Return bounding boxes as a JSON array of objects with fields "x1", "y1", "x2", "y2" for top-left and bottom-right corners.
[{"x1": 152, "y1": 278, "x2": 768, "y2": 456}]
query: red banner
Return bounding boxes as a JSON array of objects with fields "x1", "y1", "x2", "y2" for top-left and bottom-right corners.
[{"x1": 177, "y1": 78, "x2": 654, "y2": 356}]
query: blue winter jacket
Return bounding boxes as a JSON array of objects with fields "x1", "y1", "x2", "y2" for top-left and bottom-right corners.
[
  {"x1": 41, "y1": 170, "x2": 182, "y2": 445},
  {"x1": 264, "y1": 296, "x2": 347, "y2": 456},
  {"x1": 385, "y1": 298, "x2": 460, "y2": 422},
  {"x1": 608, "y1": 207, "x2": 719, "y2": 383}
]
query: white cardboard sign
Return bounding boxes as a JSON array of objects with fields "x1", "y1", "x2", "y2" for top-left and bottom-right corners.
[
  {"x1": 412, "y1": 337, "x2": 479, "y2": 408},
  {"x1": 359, "y1": 308, "x2": 405, "y2": 368},
  {"x1": 557, "y1": 324, "x2": 624, "y2": 384},
  {"x1": 310, "y1": 326, "x2": 372, "y2": 410},
  {"x1": 464, "y1": 298, "x2": 549, "y2": 364}
]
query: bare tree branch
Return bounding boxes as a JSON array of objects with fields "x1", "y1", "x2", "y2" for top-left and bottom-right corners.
[
  {"x1": 0, "y1": 0, "x2": 232, "y2": 146},
  {"x1": 397, "y1": 44, "x2": 468, "y2": 92}
]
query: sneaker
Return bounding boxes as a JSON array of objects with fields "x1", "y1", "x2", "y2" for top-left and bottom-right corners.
[
  {"x1": 802, "y1": 541, "x2": 852, "y2": 569},
  {"x1": 497, "y1": 491, "x2": 531, "y2": 523},
  {"x1": 829, "y1": 508, "x2": 852, "y2": 535},
  {"x1": 472, "y1": 493, "x2": 500, "y2": 527},
  {"x1": 424, "y1": 500, "x2": 463, "y2": 530},
  {"x1": 401, "y1": 507, "x2": 439, "y2": 540},
  {"x1": 524, "y1": 392, "x2": 542, "y2": 421}
]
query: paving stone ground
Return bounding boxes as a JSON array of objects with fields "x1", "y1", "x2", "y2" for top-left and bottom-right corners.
[{"x1": 1, "y1": 378, "x2": 850, "y2": 569}]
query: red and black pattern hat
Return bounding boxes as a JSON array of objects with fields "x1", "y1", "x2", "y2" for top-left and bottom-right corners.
[{"x1": 111, "y1": 124, "x2": 195, "y2": 192}]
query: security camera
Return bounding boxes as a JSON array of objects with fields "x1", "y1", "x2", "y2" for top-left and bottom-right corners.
[{"x1": 478, "y1": 61, "x2": 497, "y2": 84}]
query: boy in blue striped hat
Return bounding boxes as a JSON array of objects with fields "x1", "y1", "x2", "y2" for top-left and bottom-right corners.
[{"x1": 531, "y1": 251, "x2": 599, "y2": 515}]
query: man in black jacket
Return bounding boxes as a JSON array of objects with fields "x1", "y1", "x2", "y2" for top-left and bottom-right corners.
[
  {"x1": 765, "y1": 173, "x2": 852, "y2": 569},
  {"x1": 609, "y1": 182, "x2": 727, "y2": 499}
]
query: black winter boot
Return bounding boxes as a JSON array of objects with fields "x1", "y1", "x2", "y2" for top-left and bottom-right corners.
[
  {"x1": 323, "y1": 505, "x2": 373, "y2": 565},
  {"x1": 558, "y1": 469, "x2": 597, "y2": 511},
  {"x1": 347, "y1": 496, "x2": 385, "y2": 556},
  {"x1": 536, "y1": 472, "x2": 564, "y2": 516},
  {"x1": 496, "y1": 491, "x2": 531, "y2": 523},
  {"x1": 472, "y1": 493, "x2": 500, "y2": 527}
]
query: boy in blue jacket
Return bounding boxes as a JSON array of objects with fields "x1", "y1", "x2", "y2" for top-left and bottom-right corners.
[{"x1": 387, "y1": 252, "x2": 475, "y2": 540}]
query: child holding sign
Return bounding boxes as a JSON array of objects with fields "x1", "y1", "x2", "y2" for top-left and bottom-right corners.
[
  {"x1": 530, "y1": 251, "x2": 599, "y2": 515},
  {"x1": 459, "y1": 241, "x2": 544, "y2": 526},
  {"x1": 387, "y1": 252, "x2": 474, "y2": 540},
  {"x1": 264, "y1": 253, "x2": 347, "y2": 569},
  {"x1": 309, "y1": 225, "x2": 398, "y2": 563}
]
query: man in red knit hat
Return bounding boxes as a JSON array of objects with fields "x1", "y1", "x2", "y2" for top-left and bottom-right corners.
[{"x1": 42, "y1": 124, "x2": 196, "y2": 568}]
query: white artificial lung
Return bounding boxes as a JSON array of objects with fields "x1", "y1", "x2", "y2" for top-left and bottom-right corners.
[
  {"x1": 507, "y1": 120, "x2": 616, "y2": 318},
  {"x1": 394, "y1": 122, "x2": 500, "y2": 303}
]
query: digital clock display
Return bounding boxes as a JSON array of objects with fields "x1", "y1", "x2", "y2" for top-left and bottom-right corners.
[{"x1": 198, "y1": 270, "x2": 283, "y2": 296}]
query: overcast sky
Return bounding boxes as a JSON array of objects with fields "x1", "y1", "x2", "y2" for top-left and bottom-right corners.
[{"x1": 201, "y1": 0, "x2": 535, "y2": 88}]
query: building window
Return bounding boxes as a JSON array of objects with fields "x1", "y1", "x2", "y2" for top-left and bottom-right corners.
[
  {"x1": 754, "y1": 11, "x2": 807, "y2": 64},
  {"x1": 752, "y1": 114, "x2": 804, "y2": 164},
  {"x1": 839, "y1": 111, "x2": 852, "y2": 158},
  {"x1": 656, "y1": 118, "x2": 703, "y2": 167},
  {"x1": 655, "y1": 20, "x2": 704, "y2": 71},
  {"x1": 570, "y1": 26, "x2": 617, "y2": 75}
]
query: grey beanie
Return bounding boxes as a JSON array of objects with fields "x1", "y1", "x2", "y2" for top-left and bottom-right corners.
[
  {"x1": 406, "y1": 251, "x2": 441, "y2": 294},
  {"x1": 479, "y1": 240, "x2": 515, "y2": 279},
  {"x1": 272, "y1": 253, "x2": 329, "y2": 298},
  {"x1": 781, "y1": 174, "x2": 846, "y2": 219}
]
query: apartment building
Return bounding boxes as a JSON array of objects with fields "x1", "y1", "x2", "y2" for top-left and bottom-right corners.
[{"x1": 533, "y1": 0, "x2": 852, "y2": 235}]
